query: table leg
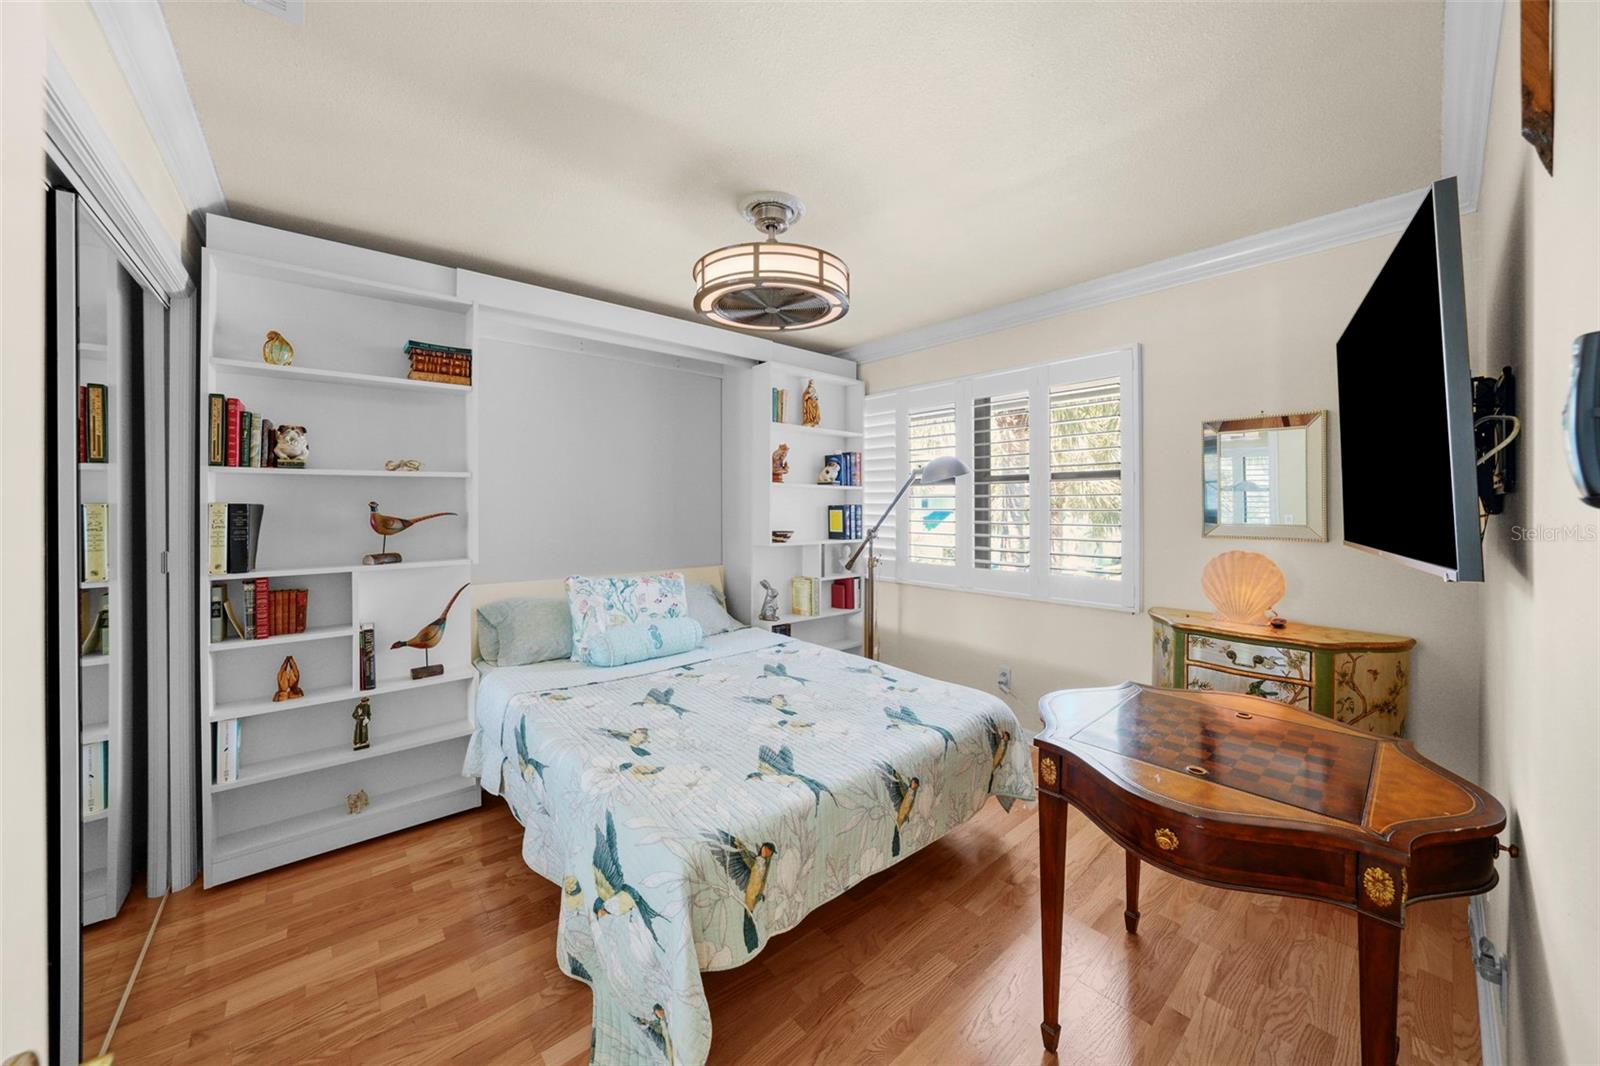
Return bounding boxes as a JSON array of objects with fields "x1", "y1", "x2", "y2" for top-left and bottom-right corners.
[
  {"x1": 1357, "y1": 912, "x2": 1402, "y2": 1066},
  {"x1": 1124, "y1": 851, "x2": 1141, "y2": 934},
  {"x1": 1039, "y1": 790, "x2": 1067, "y2": 1053}
]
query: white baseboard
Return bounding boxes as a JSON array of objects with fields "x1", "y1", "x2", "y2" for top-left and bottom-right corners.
[{"x1": 1468, "y1": 895, "x2": 1506, "y2": 1066}]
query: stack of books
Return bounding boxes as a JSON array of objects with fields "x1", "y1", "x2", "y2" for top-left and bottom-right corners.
[
  {"x1": 206, "y1": 503, "x2": 266, "y2": 575},
  {"x1": 81, "y1": 741, "x2": 109, "y2": 814},
  {"x1": 210, "y1": 581, "x2": 309, "y2": 642},
  {"x1": 78, "y1": 383, "x2": 108, "y2": 463},
  {"x1": 215, "y1": 721, "x2": 241, "y2": 784},
  {"x1": 830, "y1": 577, "x2": 860, "y2": 610},
  {"x1": 207, "y1": 394, "x2": 286, "y2": 467},
  {"x1": 789, "y1": 576, "x2": 822, "y2": 617},
  {"x1": 827, "y1": 504, "x2": 863, "y2": 540},
  {"x1": 824, "y1": 452, "x2": 862, "y2": 486},
  {"x1": 771, "y1": 387, "x2": 788, "y2": 423},
  {"x1": 406, "y1": 340, "x2": 472, "y2": 385}
]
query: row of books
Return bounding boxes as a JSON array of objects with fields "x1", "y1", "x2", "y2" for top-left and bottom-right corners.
[
  {"x1": 208, "y1": 395, "x2": 299, "y2": 468},
  {"x1": 406, "y1": 340, "x2": 472, "y2": 386},
  {"x1": 789, "y1": 576, "x2": 823, "y2": 618},
  {"x1": 80, "y1": 502, "x2": 109, "y2": 582},
  {"x1": 209, "y1": 580, "x2": 309, "y2": 642},
  {"x1": 206, "y1": 503, "x2": 265, "y2": 575},
  {"x1": 830, "y1": 577, "x2": 860, "y2": 611},
  {"x1": 78, "y1": 383, "x2": 108, "y2": 463},
  {"x1": 771, "y1": 387, "x2": 790, "y2": 423},
  {"x1": 81, "y1": 741, "x2": 109, "y2": 815},
  {"x1": 825, "y1": 452, "x2": 862, "y2": 486},
  {"x1": 827, "y1": 504, "x2": 864, "y2": 540},
  {"x1": 215, "y1": 720, "x2": 242, "y2": 784}
]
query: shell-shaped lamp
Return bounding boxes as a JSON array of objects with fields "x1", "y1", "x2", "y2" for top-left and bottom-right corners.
[{"x1": 1201, "y1": 551, "x2": 1285, "y2": 625}]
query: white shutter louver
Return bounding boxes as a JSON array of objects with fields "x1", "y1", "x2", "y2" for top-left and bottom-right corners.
[
  {"x1": 973, "y1": 390, "x2": 1030, "y2": 571},
  {"x1": 906, "y1": 402, "x2": 958, "y2": 567},
  {"x1": 1049, "y1": 380, "x2": 1123, "y2": 578},
  {"x1": 862, "y1": 397, "x2": 899, "y2": 574}
]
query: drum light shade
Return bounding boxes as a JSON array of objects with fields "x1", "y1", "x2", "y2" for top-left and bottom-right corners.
[{"x1": 692, "y1": 193, "x2": 849, "y2": 332}]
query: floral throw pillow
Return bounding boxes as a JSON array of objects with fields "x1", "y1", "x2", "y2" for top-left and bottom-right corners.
[{"x1": 566, "y1": 571, "x2": 689, "y2": 662}]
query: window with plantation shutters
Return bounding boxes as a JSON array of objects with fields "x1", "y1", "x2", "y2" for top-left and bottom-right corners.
[
  {"x1": 905, "y1": 401, "x2": 959, "y2": 567},
  {"x1": 863, "y1": 345, "x2": 1141, "y2": 612}
]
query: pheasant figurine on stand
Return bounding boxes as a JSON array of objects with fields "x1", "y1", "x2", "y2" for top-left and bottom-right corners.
[
  {"x1": 364, "y1": 500, "x2": 457, "y2": 565},
  {"x1": 392, "y1": 582, "x2": 469, "y2": 679}
]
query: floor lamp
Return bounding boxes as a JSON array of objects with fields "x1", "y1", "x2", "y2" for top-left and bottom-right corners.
[{"x1": 845, "y1": 455, "x2": 970, "y2": 660}]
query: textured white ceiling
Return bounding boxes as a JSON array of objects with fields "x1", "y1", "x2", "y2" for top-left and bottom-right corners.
[{"x1": 164, "y1": 1, "x2": 1444, "y2": 354}]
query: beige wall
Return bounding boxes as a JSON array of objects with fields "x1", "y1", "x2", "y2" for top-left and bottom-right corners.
[
  {"x1": 46, "y1": 0, "x2": 196, "y2": 265},
  {"x1": 0, "y1": 2, "x2": 50, "y2": 1060},
  {"x1": 1474, "y1": 2, "x2": 1599, "y2": 1062},
  {"x1": 862, "y1": 232, "x2": 1486, "y2": 776}
]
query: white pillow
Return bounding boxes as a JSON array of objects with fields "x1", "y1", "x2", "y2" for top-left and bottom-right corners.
[{"x1": 687, "y1": 582, "x2": 743, "y2": 636}]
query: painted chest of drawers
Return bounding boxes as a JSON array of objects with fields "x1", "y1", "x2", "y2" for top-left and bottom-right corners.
[{"x1": 1148, "y1": 607, "x2": 1416, "y2": 736}]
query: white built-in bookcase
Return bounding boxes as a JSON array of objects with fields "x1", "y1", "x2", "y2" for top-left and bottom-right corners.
[
  {"x1": 724, "y1": 363, "x2": 866, "y2": 653},
  {"x1": 78, "y1": 231, "x2": 134, "y2": 924},
  {"x1": 198, "y1": 245, "x2": 480, "y2": 886}
]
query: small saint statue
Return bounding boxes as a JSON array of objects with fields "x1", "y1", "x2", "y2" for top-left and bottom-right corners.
[
  {"x1": 759, "y1": 580, "x2": 781, "y2": 622},
  {"x1": 801, "y1": 379, "x2": 821, "y2": 427},
  {"x1": 352, "y1": 697, "x2": 372, "y2": 751},
  {"x1": 771, "y1": 443, "x2": 790, "y2": 484}
]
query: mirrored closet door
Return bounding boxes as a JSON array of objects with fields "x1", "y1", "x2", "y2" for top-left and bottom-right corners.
[{"x1": 49, "y1": 187, "x2": 172, "y2": 1065}]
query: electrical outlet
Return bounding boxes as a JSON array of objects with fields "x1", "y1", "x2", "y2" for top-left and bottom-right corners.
[{"x1": 997, "y1": 666, "x2": 1013, "y2": 695}]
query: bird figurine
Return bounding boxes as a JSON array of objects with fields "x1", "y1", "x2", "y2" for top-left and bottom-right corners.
[
  {"x1": 633, "y1": 1004, "x2": 674, "y2": 1065},
  {"x1": 878, "y1": 762, "x2": 921, "y2": 857},
  {"x1": 747, "y1": 745, "x2": 834, "y2": 812},
  {"x1": 597, "y1": 726, "x2": 652, "y2": 757},
  {"x1": 364, "y1": 500, "x2": 458, "y2": 565},
  {"x1": 985, "y1": 716, "x2": 1013, "y2": 794},
  {"x1": 883, "y1": 705, "x2": 955, "y2": 754},
  {"x1": 390, "y1": 582, "x2": 468, "y2": 679},
  {"x1": 703, "y1": 830, "x2": 776, "y2": 951},
  {"x1": 273, "y1": 655, "x2": 304, "y2": 702},
  {"x1": 592, "y1": 811, "x2": 666, "y2": 948},
  {"x1": 632, "y1": 687, "x2": 690, "y2": 717}
]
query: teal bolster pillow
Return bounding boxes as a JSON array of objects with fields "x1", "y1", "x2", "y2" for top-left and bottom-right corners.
[{"x1": 583, "y1": 618, "x2": 705, "y2": 668}]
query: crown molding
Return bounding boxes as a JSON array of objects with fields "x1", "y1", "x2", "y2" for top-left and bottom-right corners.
[
  {"x1": 844, "y1": 0, "x2": 1502, "y2": 364},
  {"x1": 89, "y1": 0, "x2": 226, "y2": 233},
  {"x1": 1441, "y1": 0, "x2": 1502, "y2": 213},
  {"x1": 45, "y1": 48, "x2": 190, "y2": 296},
  {"x1": 843, "y1": 188, "x2": 1426, "y2": 364}
]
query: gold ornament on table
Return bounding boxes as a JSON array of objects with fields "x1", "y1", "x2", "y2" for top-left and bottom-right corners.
[
  {"x1": 262, "y1": 330, "x2": 295, "y2": 366},
  {"x1": 364, "y1": 500, "x2": 458, "y2": 565},
  {"x1": 351, "y1": 697, "x2": 372, "y2": 751},
  {"x1": 273, "y1": 655, "x2": 304, "y2": 702},
  {"x1": 1201, "y1": 550, "x2": 1286, "y2": 626},
  {"x1": 1362, "y1": 865, "x2": 1396, "y2": 907},
  {"x1": 801, "y1": 379, "x2": 821, "y2": 427},
  {"x1": 391, "y1": 582, "x2": 469, "y2": 679},
  {"x1": 771, "y1": 443, "x2": 790, "y2": 484}
]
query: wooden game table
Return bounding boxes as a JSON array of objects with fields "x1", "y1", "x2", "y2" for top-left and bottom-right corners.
[{"x1": 1035, "y1": 683, "x2": 1507, "y2": 1066}]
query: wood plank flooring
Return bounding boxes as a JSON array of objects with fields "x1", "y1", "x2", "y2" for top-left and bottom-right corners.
[{"x1": 104, "y1": 796, "x2": 1481, "y2": 1064}]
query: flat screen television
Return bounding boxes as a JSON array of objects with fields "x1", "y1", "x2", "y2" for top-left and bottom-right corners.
[{"x1": 1336, "y1": 177, "x2": 1482, "y2": 581}]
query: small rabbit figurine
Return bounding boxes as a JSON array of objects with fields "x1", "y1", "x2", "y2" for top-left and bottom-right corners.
[{"x1": 759, "y1": 580, "x2": 781, "y2": 622}]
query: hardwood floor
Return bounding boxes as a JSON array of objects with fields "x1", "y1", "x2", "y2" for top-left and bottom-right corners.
[
  {"x1": 105, "y1": 796, "x2": 1482, "y2": 1064},
  {"x1": 81, "y1": 874, "x2": 163, "y2": 1060}
]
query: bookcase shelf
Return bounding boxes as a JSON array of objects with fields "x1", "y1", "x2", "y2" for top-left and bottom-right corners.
[
  {"x1": 199, "y1": 231, "x2": 480, "y2": 887},
  {"x1": 769, "y1": 421, "x2": 864, "y2": 441},
  {"x1": 80, "y1": 653, "x2": 111, "y2": 667},
  {"x1": 209, "y1": 624, "x2": 355, "y2": 653},
  {"x1": 772, "y1": 482, "x2": 864, "y2": 493},
  {"x1": 753, "y1": 605, "x2": 863, "y2": 628},
  {"x1": 210, "y1": 357, "x2": 471, "y2": 395}
]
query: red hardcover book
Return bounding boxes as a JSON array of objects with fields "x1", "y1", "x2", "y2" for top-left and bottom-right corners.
[
  {"x1": 225, "y1": 397, "x2": 243, "y2": 467},
  {"x1": 253, "y1": 578, "x2": 270, "y2": 639},
  {"x1": 274, "y1": 590, "x2": 286, "y2": 637},
  {"x1": 295, "y1": 589, "x2": 307, "y2": 634}
]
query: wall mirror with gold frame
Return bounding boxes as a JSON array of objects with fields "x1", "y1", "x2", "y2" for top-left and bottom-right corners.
[{"x1": 1201, "y1": 411, "x2": 1327, "y2": 541}]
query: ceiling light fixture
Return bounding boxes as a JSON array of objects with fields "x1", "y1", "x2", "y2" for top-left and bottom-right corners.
[{"x1": 692, "y1": 193, "x2": 849, "y2": 332}]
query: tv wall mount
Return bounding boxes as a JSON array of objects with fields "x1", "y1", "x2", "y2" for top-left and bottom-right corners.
[{"x1": 1473, "y1": 366, "x2": 1519, "y2": 517}]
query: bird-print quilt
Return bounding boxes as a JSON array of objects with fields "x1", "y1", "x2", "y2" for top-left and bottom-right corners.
[{"x1": 463, "y1": 632, "x2": 1035, "y2": 1065}]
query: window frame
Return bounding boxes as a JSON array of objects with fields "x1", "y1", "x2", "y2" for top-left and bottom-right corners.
[{"x1": 862, "y1": 344, "x2": 1142, "y2": 613}]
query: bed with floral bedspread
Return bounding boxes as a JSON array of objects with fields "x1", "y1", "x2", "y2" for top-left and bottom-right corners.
[{"x1": 463, "y1": 628, "x2": 1035, "y2": 1065}]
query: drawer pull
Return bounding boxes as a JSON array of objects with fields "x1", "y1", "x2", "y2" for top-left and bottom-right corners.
[
  {"x1": 1235, "y1": 711, "x2": 1253, "y2": 719},
  {"x1": 1185, "y1": 765, "x2": 1208, "y2": 777},
  {"x1": 1154, "y1": 827, "x2": 1179, "y2": 851}
]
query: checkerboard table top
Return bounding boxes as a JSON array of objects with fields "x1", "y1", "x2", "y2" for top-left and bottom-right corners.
[{"x1": 1037, "y1": 683, "x2": 1502, "y2": 845}]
